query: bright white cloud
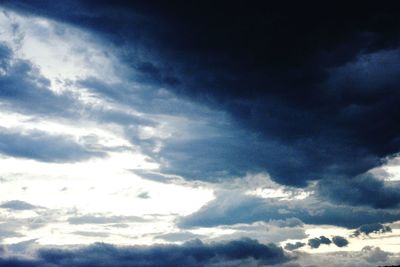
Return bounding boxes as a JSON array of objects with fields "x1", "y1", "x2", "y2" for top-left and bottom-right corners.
[{"x1": 0, "y1": 7, "x2": 215, "y2": 246}]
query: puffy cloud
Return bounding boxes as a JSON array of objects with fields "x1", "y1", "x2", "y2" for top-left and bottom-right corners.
[
  {"x1": 308, "y1": 236, "x2": 331, "y2": 249},
  {"x1": 353, "y1": 223, "x2": 392, "y2": 237},
  {"x1": 331, "y1": 236, "x2": 349, "y2": 247}
]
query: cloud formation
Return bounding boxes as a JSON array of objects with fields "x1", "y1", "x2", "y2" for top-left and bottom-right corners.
[
  {"x1": 318, "y1": 174, "x2": 400, "y2": 208},
  {"x1": 294, "y1": 246, "x2": 400, "y2": 267},
  {"x1": 284, "y1": 242, "x2": 305, "y2": 251},
  {"x1": 0, "y1": 239, "x2": 290, "y2": 267},
  {"x1": 0, "y1": 128, "x2": 105, "y2": 163},
  {"x1": 0, "y1": 200, "x2": 38, "y2": 210},
  {"x1": 4, "y1": 1, "x2": 400, "y2": 189},
  {"x1": 332, "y1": 236, "x2": 349, "y2": 247},
  {"x1": 0, "y1": 3, "x2": 399, "y2": 266},
  {"x1": 0, "y1": 44, "x2": 76, "y2": 116},
  {"x1": 308, "y1": 236, "x2": 332, "y2": 249},
  {"x1": 178, "y1": 191, "x2": 400, "y2": 229},
  {"x1": 353, "y1": 223, "x2": 392, "y2": 237},
  {"x1": 68, "y1": 215, "x2": 148, "y2": 225}
]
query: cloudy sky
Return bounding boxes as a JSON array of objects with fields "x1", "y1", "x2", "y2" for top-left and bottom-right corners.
[{"x1": 0, "y1": 1, "x2": 400, "y2": 266}]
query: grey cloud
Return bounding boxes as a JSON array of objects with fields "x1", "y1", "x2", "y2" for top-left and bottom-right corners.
[
  {"x1": 72, "y1": 231, "x2": 109, "y2": 238},
  {"x1": 294, "y1": 246, "x2": 400, "y2": 267},
  {"x1": 149, "y1": 130, "x2": 300, "y2": 184},
  {"x1": 93, "y1": 108, "x2": 155, "y2": 128},
  {"x1": 68, "y1": 215, "x2": 148, "y2": 225},
  {"x1": 284, "y1": 242, "x2": 305, "y2": 251},
  {"x1": 4, "y1": 0, "x2": 400, "y2": 215},
  {"x1": 136, "y1": 192, "x2": 150, "y2": 199},
  {"x1": 0, "y1": 43, "x2": 154, "y2": 133},
  {"x1": 130, "y1": 170, "x2": 179, "y2": 184},
  {"x1": 353, "y1": 223, "x2": 392, "y2": 237},
  {"x1": 0, "y1": 200, "x2": 38, "y2": 210},
  {"x1": 0, "y1": 238, "x2": 291, "y2": 267},
  {"x1": 0, "y1": 208, "x2": 59, "y2": 239},
  {"x1": 0, "y1": 228, "x2": 23, "y2": 241},
  {"x1": 0, "y1": 128, "x2": 106, "y2": 163},
  {"x1": 211, "y1": 221, "x2": 307, "y2": 244},
  {"x1": 308, "y1": 236, "x2": 331, "y2": 249},
  {"x1": 332, "y1": 236, "x2": 349, "y2": 247},
  {"x1": 317, "y1": 174, "x2": 400, "y2": 209},
  {"x1": 178, "y1": 191, "x2": 400, "y2": 229},
  {"x1": 80, "y1": 78, "x2": 306, "y2": 184},
  {"x1": 156, "y1": 231, "x2": 204, "y2": 242},
  {"x1": 77, "y1": 77, "x2": 212, "y2": 119},
  {"x1": 270, "y1": 218, "x2": 304, "y2": 228},
  {"x1": 6, "y1": 239, "x2": 39, "y2": 255},
  {"x1": 0, "y1": 43, "x2": 77, "y2": 117}
]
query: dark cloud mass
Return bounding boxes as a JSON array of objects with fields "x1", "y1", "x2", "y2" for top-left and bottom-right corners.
[
  {"x1": 178, "y1": 192, "x2": 400, "y2": 229},
  {"x1": 318, "y1": 174, "x2": 400, "y2": 209},
  {"x1": 0, "y1": 239, "x2": 290, "y2": 267},
  {"x1": 0, "y1": 1, "x2": 400, "y2": 265},
  {"x1": 353, "y1": 223, "x2": 392, "y2": 237},
  {"x1": 3, "y1": 1, "x2": 400, "y2": 189},
  {"x1": 332, "y1": 236, "x2": 349, "y2": 247},
  {"x1": 308, "y1": 236, "x2": 332, "y2": 249}
]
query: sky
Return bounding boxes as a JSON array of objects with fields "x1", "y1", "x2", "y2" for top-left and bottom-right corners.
[{"x1": 0, "y1": 1, "x2": 400, "y2": 266}]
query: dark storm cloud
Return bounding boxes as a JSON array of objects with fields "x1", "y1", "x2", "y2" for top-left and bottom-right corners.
[
  {"x1": 178, "y1": 192, "x2": 400, "y2": 229},
  {"x1": 0, "y1": 200, "x2": 38, "y2": 210},
  {"x1": 353, "y1": 223, "x2": 392, "y2": 237},
  {"x1": 308, "y1": 236, "x2": 331, "y2": 249},
  {"x1": 3, "y1": 1, "x2": 400, "y2": 190},
  {"x1": 317, "y1": 174, "x2": 400, "y2": 209},
  {"x1": 332, "y1": 236, "x2": 349, "y2": 247},
  {"x1": 0, "y1": 239, "x2": 290, "y2": 267},
  {"x1": 0, "y1": 128, "x2": 105, "y2": 163},
  {"x1": 150, "y1": 132, "x2": 294, "y2": 182}
]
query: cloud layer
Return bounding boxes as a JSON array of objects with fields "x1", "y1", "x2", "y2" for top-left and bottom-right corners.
[{"x1": 0, "y1": 239, "x2": 290, "y2": 267}]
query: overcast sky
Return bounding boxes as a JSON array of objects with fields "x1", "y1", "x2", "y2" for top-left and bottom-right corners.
[{"x1": 1, "y1": 1, "x2": 400, "y2": 266}]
